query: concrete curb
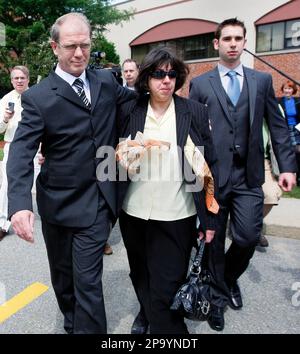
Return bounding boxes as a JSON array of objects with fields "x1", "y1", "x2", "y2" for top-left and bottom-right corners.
[
  {"x1": 263, "y1": 197, "x2": 300, "y2": 240},
  {"x1": 265, "y1": 224, "x2": 300, "y2": 240}
]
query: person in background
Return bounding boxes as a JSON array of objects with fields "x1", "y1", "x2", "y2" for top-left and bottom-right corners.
[
  {"x1": 7, "y1": 13, "x2": 135, "y2": 334},
  {"x1": 256, "y1": 116, "x2": 283, "y2": 248},
  {"x1": 189, "y1": 17, "x2": 296, "y2": 331},
  {"x1": 117, "y1": 47, "x2": 219, "y2": 334},
  {"x1": 122, "y1": 59, "x2": 139, "y2": 90},
  {"x1": 278, "y1": 81, "x2": 300, "y2": 186},
  {"x1": 0, "y1": 66, "x2": 30, "y2": 241}
]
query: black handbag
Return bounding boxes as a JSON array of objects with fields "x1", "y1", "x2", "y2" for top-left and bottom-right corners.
[{"x1": 170, "y1": 239, "x2": 210, "y2": 321}]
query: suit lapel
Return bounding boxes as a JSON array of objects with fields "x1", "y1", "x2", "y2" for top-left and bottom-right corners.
[
  {"x1": 244, "y1": 67, "x2": 257, "y2": 127},
  {"x1": 87, "y1": 70, "x2": 102, "y2": 112},
  {"x1": 130, "y1": 97, "x2": 148, "y2": 138},
  {"x1": 48, "y1": 71, "x2": 89, "y2": 110},
  {"x1": 208, "y1": 67, "x2": 232, "y2": 125},
  {"x1": 174, "y1": 95, "x2": 191, "y2": 150}
]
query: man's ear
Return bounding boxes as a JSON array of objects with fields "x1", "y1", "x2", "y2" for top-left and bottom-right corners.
[
  {"x1": 213, "y1": 38, "x2": 219, "y2": 50},
  {"x1": 50, "y1": 41, "x2": 58, "y2": 56}
]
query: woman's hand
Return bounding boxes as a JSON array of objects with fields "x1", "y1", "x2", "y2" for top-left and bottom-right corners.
[{"x1": 199, "y1": 229, "x2": 215, "y2": 243}]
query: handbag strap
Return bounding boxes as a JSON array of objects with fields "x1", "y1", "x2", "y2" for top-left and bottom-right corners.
[{"x1": 190, "y1": 239, "x2": 205, "y2": 275}]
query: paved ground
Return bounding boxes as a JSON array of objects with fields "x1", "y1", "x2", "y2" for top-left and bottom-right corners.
[
  {"x1": 0, "y1": 199, "x2": 299, "y2": 334},
  {"x1": 264, "y1": 197, "x2": 300, "y2": 239}
]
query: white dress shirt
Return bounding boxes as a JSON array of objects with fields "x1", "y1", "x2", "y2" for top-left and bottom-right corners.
[
  {"x1": 217, "y1": 63, "x2": 244, "y2": 94},
  {"x1": 55, "y1": 64, "x2": 91, "y2": 102}
]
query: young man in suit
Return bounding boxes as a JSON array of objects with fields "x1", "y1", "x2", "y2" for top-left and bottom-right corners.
[
  {"x1": 189, "y1": 18, "x2": 296, "y2": 331},
  {"x1": 7, "y1": 12, "x2": 135, "y2": 334}
]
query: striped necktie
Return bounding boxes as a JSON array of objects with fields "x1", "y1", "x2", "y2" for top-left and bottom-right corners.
[
  {"x1": 227, "y1": 70, "x2": 240, "y2": 106},
  {"x1": 73, "y1": 78, "x2": 91, "y2": 109}
]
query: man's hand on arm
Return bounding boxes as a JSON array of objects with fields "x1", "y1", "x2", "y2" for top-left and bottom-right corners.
[
  {"x1": 11, "y1": 210, "x2": 35, "y2": 243},
  {"x1": 278, "y1": 172, "x2": 296, "y2": 192}
]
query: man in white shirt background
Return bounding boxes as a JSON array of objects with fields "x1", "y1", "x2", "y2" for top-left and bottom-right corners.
[{"x1": 0, "y1": 66, "x2": 30, "y2": 240}]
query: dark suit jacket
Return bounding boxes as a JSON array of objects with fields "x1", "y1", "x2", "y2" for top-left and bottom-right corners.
[
  {"x1": 117, "y1": 94, "x2": 219, "y2": 232},
  {"x1": 7, "y1": 69, "x2": 135, "y2": 227},
  {"x1": 190, "y1": 66, "x2": 297, "y2": 188}
]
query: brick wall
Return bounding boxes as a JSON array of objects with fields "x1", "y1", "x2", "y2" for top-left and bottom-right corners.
[
  {"x1": 254, "y1": 52, "x2": 300, "y2": 97},
  {"x1": 178, "y1": 60, "x2": 218, "y2": 97}
]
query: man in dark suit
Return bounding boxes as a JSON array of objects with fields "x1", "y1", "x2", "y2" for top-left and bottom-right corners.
[
  {"x1": 189, "y1": 18, "x2": 296, "y2": 331},
  {"x1": 7, "y1": 12, "x2": 134, "y2": 334}
]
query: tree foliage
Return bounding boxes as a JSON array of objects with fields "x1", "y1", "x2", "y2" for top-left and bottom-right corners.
[{"x1": 0, "y1": 0, "x2": 132, "y2": 93}]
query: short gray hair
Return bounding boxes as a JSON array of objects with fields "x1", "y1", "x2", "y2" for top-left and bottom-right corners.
[
  {"x1": 122, "y1": 58, "x2": 139, "y2": 70},
  {"x1": 11, "y1": 65, "x2": 29, "y2": 79},
  {"x1": 50, "y1": 12, "x2": 92, "y2": 42}
]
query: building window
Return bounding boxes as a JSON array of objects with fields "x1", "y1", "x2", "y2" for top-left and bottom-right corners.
[
  {"x1": 131, "y1": 33, "x2": 218, "y2": 64},
  {"x1": 256, "y1": 19, "x2": 300, "y2": 52}
]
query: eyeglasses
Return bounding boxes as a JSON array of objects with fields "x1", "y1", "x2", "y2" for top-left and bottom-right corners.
[
  {"x1": 150, "y1": 70, "x2": 177, "y2": 79},
  {"x1": 58, "y1": 43, "x2": 91, "y2": 51}
]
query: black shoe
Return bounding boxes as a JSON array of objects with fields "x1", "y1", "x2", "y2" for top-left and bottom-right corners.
[
  {"x1": 207, "y1": 304, "x2": 224, "y2": 331},
  {"x1": 228, "y1": 281, "x2": 243, "y2": 310},
  {"x1": 258, "y1": 235, "x2": 269, "y2": 247},
  {"x1": 131, "y1": 310, "x2": 149, "y2": 334}
]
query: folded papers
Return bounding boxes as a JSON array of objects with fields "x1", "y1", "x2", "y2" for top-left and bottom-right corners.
[{"x1": 116, "y1": 131, "x2": 219, "y2": 214}]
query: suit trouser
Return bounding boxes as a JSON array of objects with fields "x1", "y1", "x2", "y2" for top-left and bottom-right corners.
[
  {"x1": 204, "y1": 157, "x2": 264, "y2": 308},
  {"x1": 119, "y1": 211, "x2": 196, "y2": 334},
  {"x1": 41, "y1": 196, "x2": 111, "y2": 334}
]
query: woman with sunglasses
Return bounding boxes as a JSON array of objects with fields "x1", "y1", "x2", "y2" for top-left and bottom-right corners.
[{"x1": 117, "y1": 47, "x2": 219, "y2": 334}]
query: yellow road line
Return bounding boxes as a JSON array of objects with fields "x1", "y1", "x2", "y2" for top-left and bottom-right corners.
[{"x1": 0, "y1": 282, "x2": 49, "y2": 323}]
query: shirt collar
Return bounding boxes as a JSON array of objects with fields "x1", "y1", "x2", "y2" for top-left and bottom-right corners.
[
  {"x1": 55, "y1": 64, "x2": 88, "y2": 88},
  {"x1": 124, "y1": 84, "x2": 135, "y2": 91},
  {"x1": 13, "y1": 89, "x2": 27, "y2": 100},
  {"x1": 147, "y1": 98, "x2": 175, "y2": 123},
  {"x1": 218, "y1": 63, "x2": 244, "y2": 78}
]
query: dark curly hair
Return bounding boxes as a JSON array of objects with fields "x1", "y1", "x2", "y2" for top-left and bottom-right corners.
[{"x1": 135, "y1": 47, "x2": 189, "y2": 95}]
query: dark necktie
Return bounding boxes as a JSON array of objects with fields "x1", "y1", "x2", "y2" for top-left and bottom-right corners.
[
  {"x1": 73, "y1": 78, "x2": 91, "y2": 109},
  {"x1": 227, "y1": 70, "x2": 240, "y2": 106}
]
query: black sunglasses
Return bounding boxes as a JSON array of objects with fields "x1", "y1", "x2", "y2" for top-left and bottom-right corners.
[{"x1": 150, "y1": 70, "x2": 177, "y2": 79}]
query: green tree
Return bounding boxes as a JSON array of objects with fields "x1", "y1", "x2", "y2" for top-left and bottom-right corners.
[{"x1": 0, "y1": 0, "x2": 132, "y2": 92}]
